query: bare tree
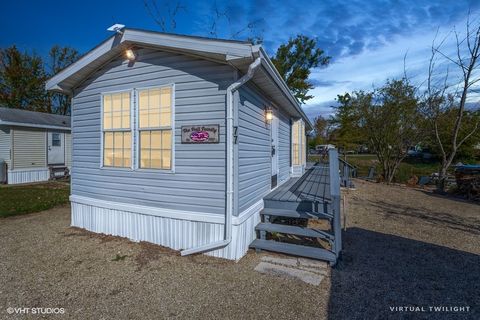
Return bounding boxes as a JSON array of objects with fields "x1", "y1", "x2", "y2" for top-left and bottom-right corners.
[
  {"x1": 423, "y1": 16, "x2": 480, "y2": 191},
  {"x1": 207, "y1": 1, "x2": 263, "y2": 43},
  {"x1": 144, "y1": 0, "x2": 187, "y2": 32}
]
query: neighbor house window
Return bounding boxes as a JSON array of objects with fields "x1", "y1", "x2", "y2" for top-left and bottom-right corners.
[
  {"x1": 52, "y1": 133, "x2": 61, "y2": 146},
  {"x1": 102, "y1": 91, "x2": 131, "y2": 168},
  {"x1": 138, "y1": 86, "x2": 173, "y2": 169}
]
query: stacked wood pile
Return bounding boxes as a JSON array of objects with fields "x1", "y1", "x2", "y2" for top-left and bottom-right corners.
[{"x1": 455, "y1": 166, "x2": 480, "y2": 201}]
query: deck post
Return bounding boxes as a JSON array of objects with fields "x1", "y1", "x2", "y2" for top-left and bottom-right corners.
[{"x1": 329, "y1": 149, "x2": 342, "y2": 262}]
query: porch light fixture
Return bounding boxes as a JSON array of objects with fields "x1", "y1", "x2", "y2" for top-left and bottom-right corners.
[
  {"x1": 265, "y1": 106, "x2": 273, "y2": 122},
  {"x1": 125, "y1": 49, "x2": 136, "y2": 61}
]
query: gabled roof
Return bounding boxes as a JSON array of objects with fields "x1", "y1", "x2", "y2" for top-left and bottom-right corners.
[
  {"x1": 0, "y1": 107, "x2": 71, "y2": 130},
  {"x1": 45, "y1": 28, "x2": 312, "y2": 129}
]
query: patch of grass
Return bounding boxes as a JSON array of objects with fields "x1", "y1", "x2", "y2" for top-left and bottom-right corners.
[
  {"x1": 0, "y1": 182, "x2": 70, "y2": 218},
  {"x1": 112, "y1": 254, "x2": 128, "y2": 261}
]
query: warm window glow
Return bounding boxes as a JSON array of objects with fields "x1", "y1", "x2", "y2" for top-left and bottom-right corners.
[
  {"x1": 292, "y1": 121, "x2": 300, "y2": 165},
  {"x1": 138, "y1": 86, "x2": 173, "y2": 170},
  {"x1": 292, "y1": 120, "x2": 305, "y2": 166},
  {"x1": 103, "y1": 91, "x2": 131, "y2": 168}
]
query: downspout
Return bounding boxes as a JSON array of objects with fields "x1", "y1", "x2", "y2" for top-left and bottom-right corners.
[{"x1": 181, "y1": 57, "x2": 262, "y2": 256}]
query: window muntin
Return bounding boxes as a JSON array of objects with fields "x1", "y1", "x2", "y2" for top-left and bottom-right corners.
[
  {"x1": 138, "y1": 86, "x2": 173, "y2": 170},
  {"x1": 102, "y1": 91, "x2": 131, "y2": 168}
]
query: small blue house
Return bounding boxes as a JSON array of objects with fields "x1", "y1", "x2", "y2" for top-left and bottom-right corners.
[{"x1": 46, "y1": 27, "x2": 313, "y2": 260}]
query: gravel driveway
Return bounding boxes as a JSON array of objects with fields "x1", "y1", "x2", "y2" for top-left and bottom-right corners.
[{"x1": 1, "y1": 181, "x2": 479, "y2": 319}]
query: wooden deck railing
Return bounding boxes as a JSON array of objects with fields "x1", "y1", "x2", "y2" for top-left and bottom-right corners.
[{"x1": 329, "y1": 149, "x2": 342, "y2": 259}]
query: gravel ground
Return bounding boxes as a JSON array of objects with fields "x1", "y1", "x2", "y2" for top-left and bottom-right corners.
[{"x1": 1, "y1": 181, "x2": 479, "y2": 319}]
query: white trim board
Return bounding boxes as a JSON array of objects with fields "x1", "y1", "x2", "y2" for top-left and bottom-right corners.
[{"x1": 70, "y1": 195, "x2": 263, "y2": 226}]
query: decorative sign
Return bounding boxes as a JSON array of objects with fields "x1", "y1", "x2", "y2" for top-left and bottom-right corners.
[{"x1": 181, "y1": 125, "x2": 220, "y2": 144}]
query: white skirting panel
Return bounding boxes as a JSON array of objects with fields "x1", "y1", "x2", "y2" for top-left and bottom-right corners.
[
  {"x1": 7, "y1": 168, "x2": 49, "y2": 184},
  {"x1": 291, "y1": 165, "x2": 304, "y2": 177},
  {"x1": 70, "y1": 197, "x2": 263, "y2": 261}
]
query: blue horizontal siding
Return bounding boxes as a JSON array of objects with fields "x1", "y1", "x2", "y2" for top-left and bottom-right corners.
[
  {"x1": 72, "y1": 48, "x2": 232, "y2": 214},
  {"x1": 237, "y1": 83, "x2": 291, "y2": 213}
]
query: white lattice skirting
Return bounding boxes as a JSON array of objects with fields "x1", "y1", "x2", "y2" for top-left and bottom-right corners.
[
  {"x1": 8, "y1": 168, "x2": 49, "y2": 184},
  {"x1": 70, "y1": 196, "x2": 262, "y2": 261}
]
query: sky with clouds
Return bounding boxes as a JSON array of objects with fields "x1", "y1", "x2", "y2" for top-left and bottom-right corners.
[{"x1": 1, "y1": 0, "x2": 480, "y2": 119}]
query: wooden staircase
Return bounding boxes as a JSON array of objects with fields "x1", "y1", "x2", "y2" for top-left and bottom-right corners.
[{"x1": 250, "y1": 150, "x2": 342, "y2": 265}]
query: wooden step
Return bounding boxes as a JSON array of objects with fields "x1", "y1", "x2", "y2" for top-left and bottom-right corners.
[
  {"x1": 256, "y1": 223, "x2": 334, "y2": 241},
  {"x1": 260, "y1": 208, "x2": 333, "y2": 220},
  {"x1": 250, "y1": 239, "x2": 337, "y2": 262}
]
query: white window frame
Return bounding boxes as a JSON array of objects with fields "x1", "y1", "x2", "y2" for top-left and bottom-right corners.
[
  {"x1": 134, "y1": 84, "x2": 175, "y2": 173},
  {"x1": 100, "y1": 89, "x2": 135, "y2": 170}
]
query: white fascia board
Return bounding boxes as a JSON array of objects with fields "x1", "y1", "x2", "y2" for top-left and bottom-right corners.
[
  {"x1": 45, "y1": 34, "x2": 125, "y2": 92},
  {"x1": 46, "y1": 29, "x2": 254, "y2": 94},
  {"x1": 258, "y1": 47, "x2": 313, "y2": 130},
  {"x1": 0, "y1": 120, "x2": 70, "y2": 131}
]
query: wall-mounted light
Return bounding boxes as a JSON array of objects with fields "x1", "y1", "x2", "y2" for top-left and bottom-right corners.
[
  {"x1": 265, "y1": 106, "x2": 273, "y2": 122},
  {"x1": 125, "y1": 49, "x2": 136, "y2": 61}
]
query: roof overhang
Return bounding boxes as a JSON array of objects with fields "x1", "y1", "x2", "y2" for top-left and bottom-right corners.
[
  {"x1": 0, "y1": 120, "x2": 71, "y2": 131},
  {"x1": 46, "y1": 28, "x2": 312, "y2": 129}
]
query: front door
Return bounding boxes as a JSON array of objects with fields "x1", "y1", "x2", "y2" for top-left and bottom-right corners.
[
  {"x1": 47, "y1": 131, "x2": 65, "y2": 165},
  {"x1": 271, "y1": 109, "x2": 279, "y2": 189}
]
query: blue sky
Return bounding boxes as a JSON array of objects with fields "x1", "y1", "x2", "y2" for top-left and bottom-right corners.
[{"x1": 1, "y1": 0, "x2": 479, "y2": 119}]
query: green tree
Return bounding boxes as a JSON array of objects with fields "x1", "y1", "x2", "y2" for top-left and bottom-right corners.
[
  {"x1": 46, "y1": 46, "x2": 79, "y2": 115},
  {"x1": 271, "y1": 35, "x2": 330, "y2": 103},
  {"x1": 0, "y1": 46, "x2": 47, "y2": 111},
  {"x1": 334, "y1": 79, "x2": 422, "y2": 183},
  {"x1": 312, "y1": 115, "x2": 328, "y2": 145}
]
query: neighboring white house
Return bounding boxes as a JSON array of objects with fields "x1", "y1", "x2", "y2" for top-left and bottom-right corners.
[
  {"x1": 45, "y1": 27, "x2": 312, "y2": 261},
  {"x1": 0, "y1": 107, "x2": 71, "y2": 184}
]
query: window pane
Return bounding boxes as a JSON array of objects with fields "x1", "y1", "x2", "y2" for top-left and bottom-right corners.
[
  {"x1": 139, "y1": 109, "x2": 148, "y2": 128},
  {"x1": 123, "y1": 132, "x2": 131, "y2": 149},
  {"x1": 104, "y1": 148, "x2": 113, "y2": 166},
  {"x1": 122, "y1": 114, "x2": 130, "y2": 129},
  {"x1": 161, "y1": 87, "x2": 171, "y2": 109},
  {"x1": 160, "y1": 112, "x2": 171, "y2": 127},
  {"x1": 113, "y1": 148, "x2": 123, "y2": 167},
  {"x1": 140, "y1": 131, "x2": 150, "y2": 149},
  {"x1": 151, "y1": 131, "x2": 161, "y2": 149},
  {"x1": 162, "y1": 150, "x2": 171, "y2": 169},
  {"x1": 104, "y1": 132, "x2": 113, "y2": 148},
  {"x1": 162, "y1": 130, "x2": 171, "y2": 149},
  {"x1": 112, "y1": 111, "x2": 122, "y2": 129},
  {"x1": 140, "y1": 150, "x2": 150, "y2": 168},
  {"x1": 112, "y1": 94, "x2": 122, "y2": 112},
  {"x1": 104, "y1": 113, "x2": 112, "y2": 130},
  {"x1": 104, "y1": 95, "x2": 112, "y2": 112},
  {"x1": 122, "y1": 92, "x2": 130, "y2": 111},
  {"x1": 150, "y1": 88, "x2": 161, "y2": 109},
  {"x1": 151, "y1": 150, "x2": 161, "y2": 169},
  {"x1": 139, "y1": 90, "x2": 149, "y2": 110},
  {"x1": 149, "y1": 111, "x2": 160, "y2": 127}
]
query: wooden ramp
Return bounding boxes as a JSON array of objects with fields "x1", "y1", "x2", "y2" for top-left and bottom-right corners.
[{"x1": 250, "y1": 150, "x2": 342, "y2": 265}]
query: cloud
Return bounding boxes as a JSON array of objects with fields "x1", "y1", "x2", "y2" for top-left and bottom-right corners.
[{"x1": 303, "y1": 100, "x2": 338, "y2": 121}]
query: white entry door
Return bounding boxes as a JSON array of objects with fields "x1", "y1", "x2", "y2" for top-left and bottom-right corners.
[
  {"x1": 47, "y1": 132, "x2": 65, "y2": 165},
  {"x1": 270, "y1": 109, "x2": 279, "y2": 188}
]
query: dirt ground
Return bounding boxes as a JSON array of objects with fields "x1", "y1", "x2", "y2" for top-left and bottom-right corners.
[{"x1": 1, "y1": 180, "x2": 479, "y2": 319}]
